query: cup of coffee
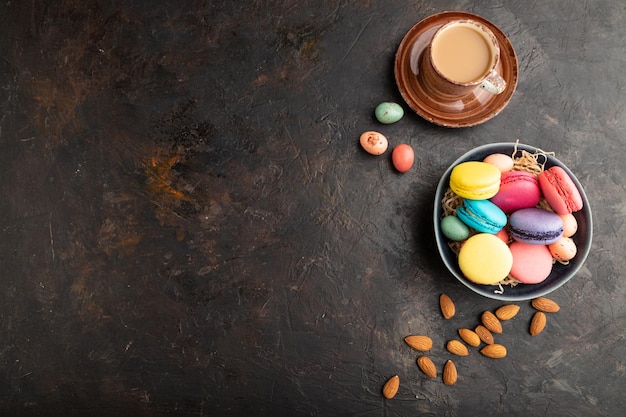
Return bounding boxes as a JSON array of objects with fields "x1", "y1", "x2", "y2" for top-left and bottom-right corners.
[{"x1": 419, "y1": 19, "x2": 506, "y2": 99}]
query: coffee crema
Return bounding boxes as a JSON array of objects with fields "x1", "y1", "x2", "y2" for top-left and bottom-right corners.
[{"x1": 431, "y1": 24, "x2": 493, "y2": 83}]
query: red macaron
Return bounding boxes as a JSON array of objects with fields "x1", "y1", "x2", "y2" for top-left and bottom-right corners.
[{"x1": 538, "y1": 166, "x2": 583, "y2": 215}]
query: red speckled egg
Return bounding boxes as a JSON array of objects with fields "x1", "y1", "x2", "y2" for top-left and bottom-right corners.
[{"x1": 392, "y1": 144, "x2": 414, "y2": 172}]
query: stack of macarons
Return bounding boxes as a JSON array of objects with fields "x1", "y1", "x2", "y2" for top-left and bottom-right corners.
[{"x1": 440, "y1": 153, "x2": 583, "y2": 287}]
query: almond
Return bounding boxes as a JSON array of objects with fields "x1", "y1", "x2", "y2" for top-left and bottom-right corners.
[
  {"x1": 443, "y1": 360, "x2": 457, "y2": 385},
  {"x1": 532, "y1": 297, "x2": 560, "y2": 313},
  {"x1": 474, "y1": 325, "x2": 494, "y2": 345},
  {"x1": 480, "y1": 343, "x2": 507, "y2": 359},
  {"x1": 417, "y1": 356, "x2": 437, "y2": 378},
  {"x1": 481, "y1": 311, "x2": 503, "y2": 334},
  {"x1": 382, "y1": 375, "x2": 400, "y2": 399},
  {"x1": 530, "y1": 311, "x2": 547, "y2": 336},
  {"x1": 495, "y1": 304, "x2": 520, "y2": 321},
  {"x1": 458, "y1": 328, "x2": 481, "y2": 347},
  {"x1": 440, "y1": 293, "x2": 455, "y2": 319},
  {"x1": 446, "y1": 339, "x2": 469, "y2": 356},
  {"x1": 404, "y1": 335, "x2": 433, "y2": 352}
]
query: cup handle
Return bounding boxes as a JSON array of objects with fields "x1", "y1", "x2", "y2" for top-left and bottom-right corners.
[{"x1": 479, "y1": 70, "x2": 507, "y2": 94}]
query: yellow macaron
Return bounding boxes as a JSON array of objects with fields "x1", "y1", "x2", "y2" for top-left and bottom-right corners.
[
  {"x1": 458, "y1": 233, "x2": 513, "y2": 285},
  {"x1": 450, "y1": 161, "x2": 501, "y2": 200}
]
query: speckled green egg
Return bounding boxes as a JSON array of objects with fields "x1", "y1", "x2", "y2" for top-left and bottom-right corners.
[
  {"x1": 441, "y1": 215, "x2": 470, "y2": 241},
  {"x1": 375, "y1": 102, "x2": 404, "y2": 124}
]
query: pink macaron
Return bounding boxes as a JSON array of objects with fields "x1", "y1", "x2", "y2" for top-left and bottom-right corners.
[
  {"x1": 509, "y1": 242, "x2": 554, "y2": 284},
  {"x1": 490, "y1": 171, "x2": 541, "y2": 213},
  {"x1": 538, "y1": 166, "x2": 583, "y2": 215}
]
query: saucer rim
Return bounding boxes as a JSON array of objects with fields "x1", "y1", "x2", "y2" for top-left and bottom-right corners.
[{"x1": 394, "y1": 11, "x2": 519, "y2": 128}]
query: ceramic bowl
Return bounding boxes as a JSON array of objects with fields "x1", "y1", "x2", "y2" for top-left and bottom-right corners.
[{"x1": 433, "y1": 143, "x2": 593, "y2": 301}]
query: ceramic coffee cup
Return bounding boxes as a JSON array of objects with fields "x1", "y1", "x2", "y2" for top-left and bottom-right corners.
[{"x1": 419, "y1": 19, "x2": 506, "y2": 99}]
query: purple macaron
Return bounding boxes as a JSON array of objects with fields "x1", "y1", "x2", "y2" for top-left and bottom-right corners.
[{"x1": 509, "y1": 208, "x2": 564, "y2": 245}]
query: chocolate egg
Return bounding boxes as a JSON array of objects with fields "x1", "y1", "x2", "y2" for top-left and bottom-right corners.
[
  {"x1": 374, "y1": 102, "x2": 404, "y2": 124},
  {"x1": 359, "y1": 131, "x2": 388, "y2": 155}
]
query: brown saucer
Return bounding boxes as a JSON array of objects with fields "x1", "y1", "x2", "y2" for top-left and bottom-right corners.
[{"x1": 395, "y1": 11, "x2": 518, "y2": 128}]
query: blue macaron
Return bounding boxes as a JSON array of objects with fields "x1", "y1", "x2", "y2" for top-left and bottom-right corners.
[
  {"x1": 509, "y1": 208, "x2": 564, "y2": 245},
  {"x1": 456, "y1": 199, "x2": 507, "y2": 234}
]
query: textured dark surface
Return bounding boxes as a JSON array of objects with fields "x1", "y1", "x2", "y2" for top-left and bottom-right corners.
[{"x1": 0, "y1": 1, "x2": 624, "y2": 416}]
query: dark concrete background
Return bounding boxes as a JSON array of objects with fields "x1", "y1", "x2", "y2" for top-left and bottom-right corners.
[{"x1": 0, "y1": 1, "x2": 624, "y2": 416}]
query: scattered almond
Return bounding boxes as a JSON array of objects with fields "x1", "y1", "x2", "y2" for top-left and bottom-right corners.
[
  {"x1": 382, "y1": 375, "x2": 400, "y2": 399},
  {"x1": 475, "y1": 325, "x2": 494, "y2": 344},
  {"x1": 481, "y1": 311, "x2": 503, "y2": 334},
  {"x1": 404, "y1": 335, "x2": 433, "y2": 352},
  {"x1": 383, "y1": 293, "x2": 562, "y2": 389},
  {"x1": 440, "y1": 294, "x2": 455, "y2": 319},
  {"x1": 480, "y1": 343, "x2": 507, "y2": 359},
  {"x1": 532, "y1": 297, "x2": 560, "y2": 313},
  {"x1": 495, "y1": 304, "x2": 520, "y2": 321},
  {"x1": 443, "y1": 360, "x2": 457, "y2": 385},
  {"x1": 458, "y1": 328, "x2": 481, "y2": 347},
  {"x1": 446, "y1": 339, "x2": 469, "y2": 356},
  {"x1": 417, "y1": 356, "x2": 437, "y2": 378},
  {"x1": 530, "y1": 311, "x2": 547, "y2": 336}
]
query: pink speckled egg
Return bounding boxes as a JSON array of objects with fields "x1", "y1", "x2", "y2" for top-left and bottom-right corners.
[
  {"x1": 549, "y1": 237, "x2": 577, "y2": 262},
  {"x1": 359, "y1": 131, "x2": 388, "y2": 155}
]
